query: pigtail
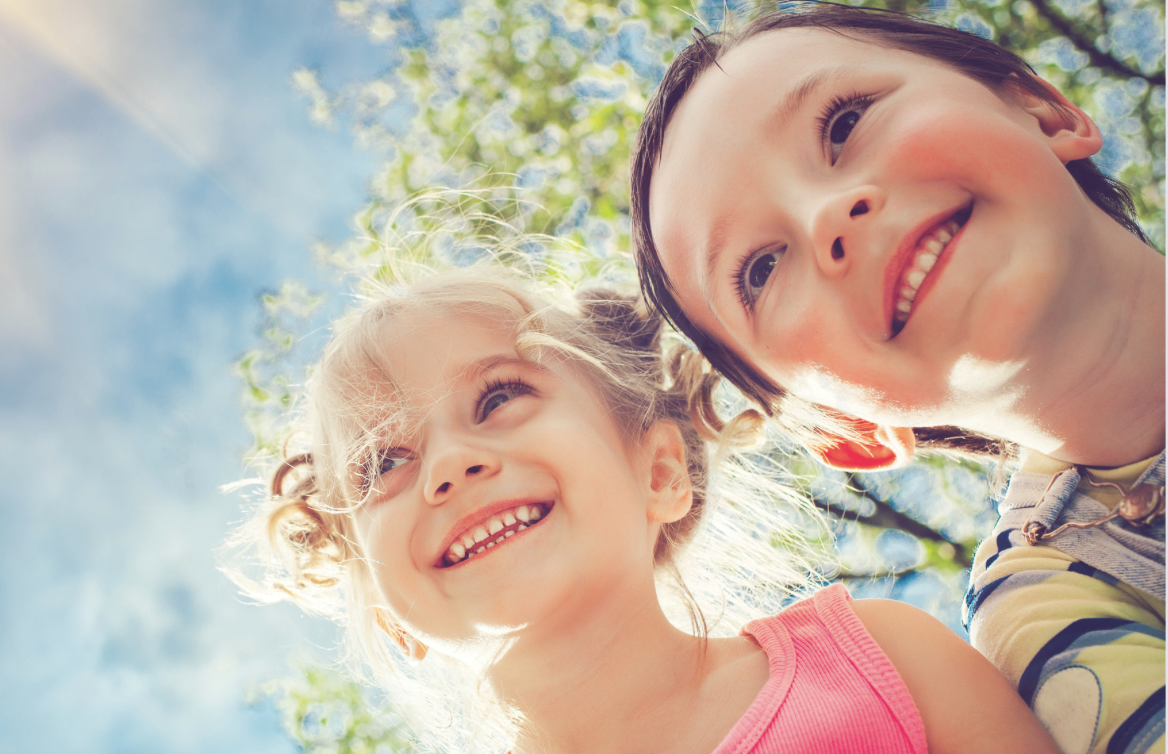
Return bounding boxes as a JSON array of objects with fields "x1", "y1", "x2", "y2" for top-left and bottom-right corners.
[
  {"x1": 669, "y1": 344, "x2": 722, "y2": 441},
  {"x1": 912, "y1": 426, "x2": 1016, "y2": 464},
  {"x1": 257, "y1": 453, "x2": 349, "y2": 608},
  {"x1": 569, "y1": 289, "x2": 794, "y2": 614},
  {"x1": 574, "y1": 288, "x2": 767, "y2": 451},
  {"x1": 574, "y1": 288, "x2": 661, "y2": 356},
  {"x1": 667, "y1": 344, "x2": 767, "y2": 451}
]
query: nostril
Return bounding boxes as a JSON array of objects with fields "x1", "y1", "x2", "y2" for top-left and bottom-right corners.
[
  {"x1": 831, "y1": 238, "x2": 845, "y2": 260},
  {"x1": 466, "y1": 465, "x2": 483, "y2": 475},
  {"x1": 436, "y1": 482, "x2": 451, "y2": 494},
  {"x1": 850, "y1": 200, "x2": 868, "y2": 217}
]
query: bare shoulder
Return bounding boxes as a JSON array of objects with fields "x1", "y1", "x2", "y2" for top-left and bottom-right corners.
[
  {"x1": 850, "y1": 598, "x2": 962, "y2": 652},
  {"x1": 850, "y1": 598, "x2": 1059, "y2": 754},
  {"x1": 850, "y1": 596, "x2": 939, "y2": 631}
]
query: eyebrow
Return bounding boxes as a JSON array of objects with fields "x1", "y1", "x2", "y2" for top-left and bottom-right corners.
[
  {"x1": 459, "y1": 353, "x2": 538, "y2": 384},
  {"x1": 698, "y1": 63, "x2": 867, "y2": 304},
  {"x1": 370, "y1": 354, "x2": 534, "y2": 440},
  {"x1": 767, "y1": 64, "x2": 864, "y2": 133}
]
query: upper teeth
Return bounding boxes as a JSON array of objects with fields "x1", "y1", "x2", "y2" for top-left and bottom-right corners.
[
  {"x1": 443, "y1": 504, "x2": 547, "y2": 566},
  {"x1": 893, "y1": 220, "x2": 961, "y2": 327}
]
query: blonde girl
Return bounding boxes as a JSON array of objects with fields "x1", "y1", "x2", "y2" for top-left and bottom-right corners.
[
  {"x1": 230, "y1": 265, "x2": 1055, "y2": 753},
  {"x1": 629, "y1": 5, "x2": 1164, "y2": 753}
]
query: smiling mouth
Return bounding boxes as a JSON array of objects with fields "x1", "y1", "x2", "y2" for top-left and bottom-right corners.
[
  {"x1": 890, "y1": 204, "x2": 973, "y2": 337},
  {"x1": 440, "y1": 502, "x2": 552, "y2": 567}
]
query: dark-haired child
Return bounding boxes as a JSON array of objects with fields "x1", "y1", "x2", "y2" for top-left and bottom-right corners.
[{"x1": 631, "y1": 6, "x2": 1164, "y2": 753}]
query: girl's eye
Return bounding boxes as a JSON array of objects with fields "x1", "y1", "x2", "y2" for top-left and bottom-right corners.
[
  {"x1": 818, "y1": 93, "x2": 874, "y2": 163},
  {"x1": 480, "y1": 392, "x2": 513, "y2": 418},
  {"x1": 360, "y1": 447, "x2": 413, "y2": 492},
  {"x1": 734, "y1": 248, "x2": 786, "y2": 310},
  {"x1": 477, "y1": 378, "x2": 535, "y2": 422},
  {"x1": 376, "y1": 448, "x2": 412, "y2": 475}
]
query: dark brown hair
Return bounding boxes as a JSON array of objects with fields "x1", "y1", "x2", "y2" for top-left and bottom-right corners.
[{"x1": 631, "y1": 2, "x2": 1147, "y2": 459}]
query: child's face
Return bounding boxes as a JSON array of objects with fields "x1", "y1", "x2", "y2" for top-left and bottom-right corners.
[
  {"x1": 349, "y1": 309, "x2": 665, "y2": 652},
  {"x1": 649, "y1": 29, "x2": 1091, "y2": 426}
]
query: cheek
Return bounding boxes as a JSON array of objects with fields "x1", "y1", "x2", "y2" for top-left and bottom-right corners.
[
  {"x1": 756, "y1": 283, "x2": 856, "y2": 386},
  {"x1": 513, "y1": 407, "x2": 651, "y2": 543},
  {"x1": 557, "y1": 429, "x2": 655, "y2": 548},
  {"x1": 884, "y1": 103, "x2": 1046, "y2": 187},
  {"x1": 355, "y1": 513, "x2": 418, "y2": 607}
]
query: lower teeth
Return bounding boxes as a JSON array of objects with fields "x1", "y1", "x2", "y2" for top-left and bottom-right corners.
[{"x1": 453, "y1": 516, "x2": 541, "y2": 564}]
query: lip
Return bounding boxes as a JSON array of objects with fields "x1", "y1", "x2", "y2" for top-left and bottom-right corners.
[
  {"x1": 883, "y1": 202, "x2": 972, "y2": 338},
  {"x1": 433, "y1": 497, "x2": 553, "y2": 568}
]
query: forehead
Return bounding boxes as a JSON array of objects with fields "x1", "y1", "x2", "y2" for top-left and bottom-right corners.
[
  {"x1": 327, "y1": 307, "x2": 524, "y2": 433},
  {"x1": 366, "y1": 306, "x2": 520, "y2": 395},
  {"x1": 660, "y1": 26, "x2": 938, "y2": 163}
]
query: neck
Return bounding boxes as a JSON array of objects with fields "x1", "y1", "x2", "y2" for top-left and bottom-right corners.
[
  {"x1": 956, "y1": 215, "x2": 1165, "y2": 465},
  {"x1": 486, "y1": 577, "x2": 708, "y2": 754}
]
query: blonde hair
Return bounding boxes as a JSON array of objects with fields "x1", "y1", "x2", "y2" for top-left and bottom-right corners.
[{"x1": 226, "y1": 265, "x2": 823, "y2": 749}]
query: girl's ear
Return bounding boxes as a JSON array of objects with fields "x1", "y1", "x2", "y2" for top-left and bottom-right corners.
[
  {"x1": 811, "y1": 415, "x2": 915, "y2": 472},
  {"x1": 1010, "y1": 77, "x2": 1103, "y2": 163},
  {"x1": 643, "y1": 420, "x2": 693, "y2": 524}
]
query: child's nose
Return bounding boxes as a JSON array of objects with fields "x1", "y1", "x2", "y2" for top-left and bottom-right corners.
[
  {"x1": 423, "y1": 445, "x2": 497, "y2": 504},
  {"x1": 809, "y1": 186, "x2": 884, "y2": 275}
]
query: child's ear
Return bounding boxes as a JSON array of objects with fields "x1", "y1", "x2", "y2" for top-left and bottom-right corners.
[
  {"x1": 811, "y1": 414, "x2": 915, "y2": 472},
  {"x1": 643, "y1": 420, "x2": 693, "y2": 524},
  {"x1": 1010, "y1": 76, "x2": 1103, "y2": 163}
]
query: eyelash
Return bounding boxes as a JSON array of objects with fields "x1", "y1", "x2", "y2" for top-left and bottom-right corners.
[
  {"x1": 816, "y1": 91, "x2": 875, "y2": 158},
  {"x1": 367, "y1": 446, "x2": 412, "y2": 486},
  {"x1": 476, "y1": 376, "x2": 535, "y2": 422},
  {"x1": 733, "y1": 247, "x2": 776, "y2": 311}
]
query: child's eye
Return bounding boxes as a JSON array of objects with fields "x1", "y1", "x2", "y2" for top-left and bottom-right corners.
[
  {"x1": 359, "y1": 447, "x2": 414, "y2": 492},
  {"x1": 733, "y1": 247, "x2": 786, "y2": 310},
  {"x1": 830, "y1": 110, "x2": 862, "y2": 146},
  {"x1": 477, "y1": 378, "x2": 535, "y2": 422},
  {"x1": 375, "y1": 448, "x2": 413, "y2": 475},
  {"x1": 818, "y1": 93, "x2": 875, "y2": 163}
]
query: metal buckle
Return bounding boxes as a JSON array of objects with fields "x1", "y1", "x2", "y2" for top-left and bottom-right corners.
[{"x1": 1022, "y1": 467, "x2": 1165, "y2": 545}]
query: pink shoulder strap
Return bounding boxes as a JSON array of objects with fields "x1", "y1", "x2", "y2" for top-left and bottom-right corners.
[{"x1": 811, "y1": 585, "x2": 928, "y2": 752}]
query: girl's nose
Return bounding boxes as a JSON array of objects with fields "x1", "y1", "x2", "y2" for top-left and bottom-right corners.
[
  {"x1": 809, "y1": 185, "x2": 884, "y2": 275},
  {"x1": 423, "y1": 442, "x2": 498, "y2": 505}
]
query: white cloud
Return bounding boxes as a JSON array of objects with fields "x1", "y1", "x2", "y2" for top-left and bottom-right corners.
[{"x1": 0, "y1": 0, "x2": 384, "y2": 750}]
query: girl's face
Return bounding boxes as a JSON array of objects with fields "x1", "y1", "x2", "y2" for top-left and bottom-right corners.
[
  {"x1": 649, "y1": 29, "x2": 1095, "y2": 426},
  {"x1": 349, "y1": 309, "x2": 667, "y2": 653}
]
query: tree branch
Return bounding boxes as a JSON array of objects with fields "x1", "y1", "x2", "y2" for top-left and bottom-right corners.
[
  {"x1": 1026, "y1": 0, "x2": 1165, "y2": 85},
  {"x1": 836, "y1": 568, "x2": 918, "y2": 582},
  {"x1": 810, "y1": 473, "x2": 973, "y2": 568},
  {"x1": 1095, "y1": 0, "x2": 1110, "y2": 36}
]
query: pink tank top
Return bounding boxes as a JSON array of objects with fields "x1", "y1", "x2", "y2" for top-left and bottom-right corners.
[{"x1": 711, "y1": 584, "x2": 927, "y2": 754}]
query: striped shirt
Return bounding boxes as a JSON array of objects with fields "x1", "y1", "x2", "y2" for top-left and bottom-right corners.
[{"x1": 965, "y1": 450, "x2": 1165, "y2": 754}]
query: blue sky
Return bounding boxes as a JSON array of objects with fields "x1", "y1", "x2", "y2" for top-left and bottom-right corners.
[{"x1": 0, "y1": 1, "x2": 389, "y2": 750}]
